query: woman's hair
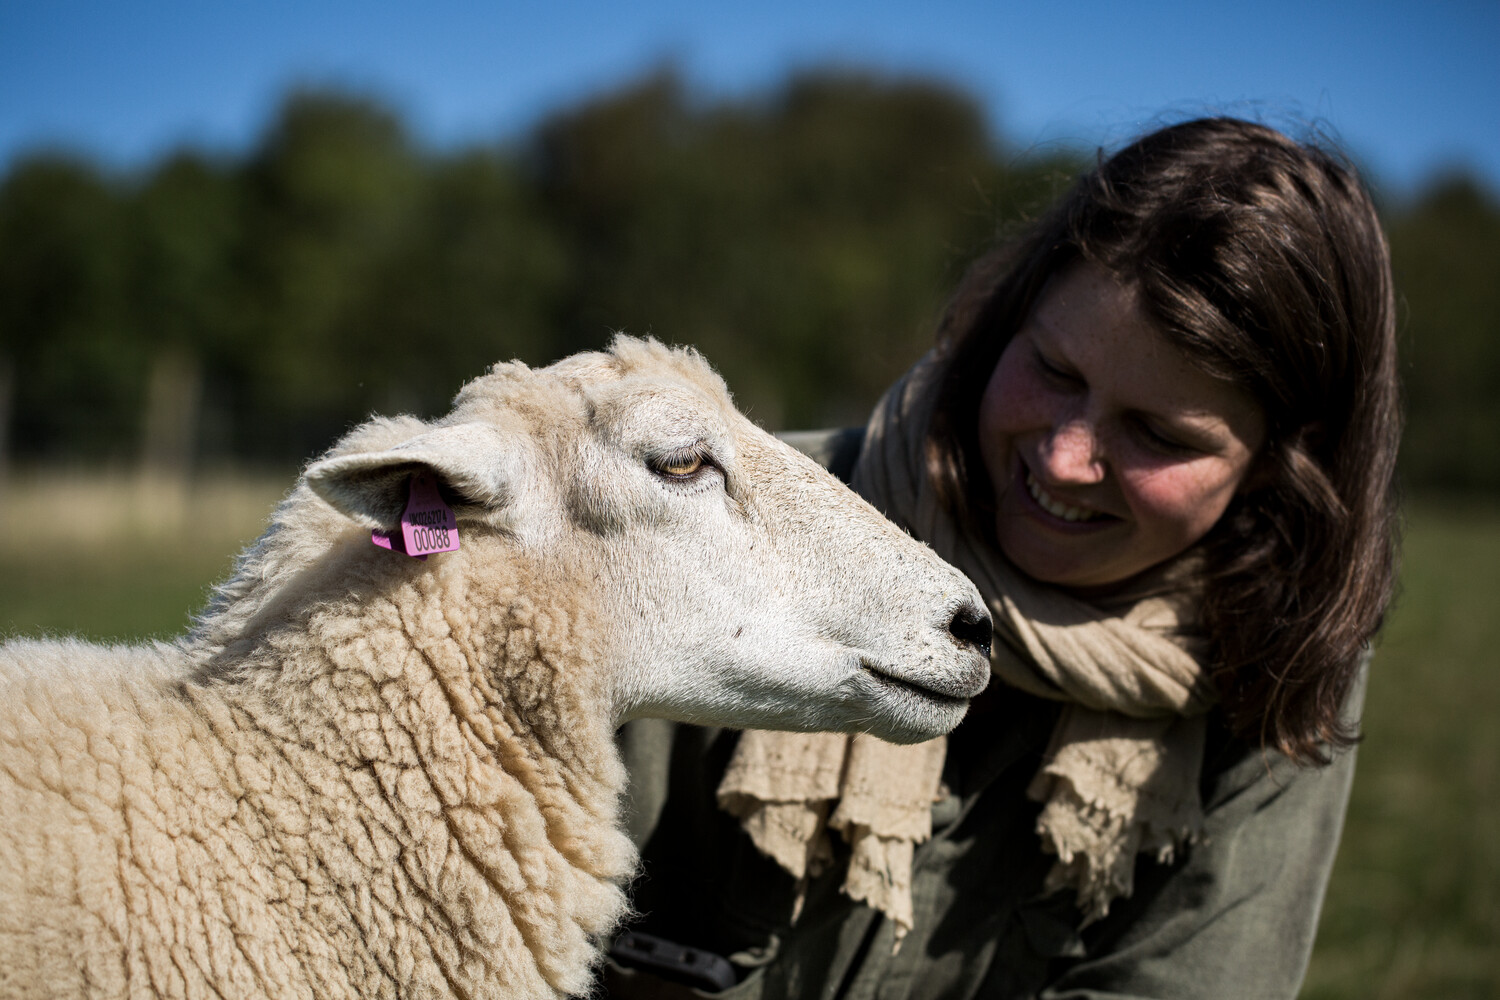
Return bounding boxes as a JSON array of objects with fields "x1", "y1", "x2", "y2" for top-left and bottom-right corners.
[{"x1": 927, "y1": 117, "x2": 1401, "y2": 763}]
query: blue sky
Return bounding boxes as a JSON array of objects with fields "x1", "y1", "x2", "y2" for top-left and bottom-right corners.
[{"x1": 2, "y1": 1, "x2": 1496, "y2": 198}]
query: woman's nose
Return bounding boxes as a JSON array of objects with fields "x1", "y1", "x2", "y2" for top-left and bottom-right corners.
[{"x1": 1037, "y1": 420, "x2": 1106, "y2": 484}]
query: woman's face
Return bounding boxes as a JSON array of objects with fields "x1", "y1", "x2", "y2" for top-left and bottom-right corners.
[{"x1": 977, "y1": 263, "x2": 1266, "y2": 591}]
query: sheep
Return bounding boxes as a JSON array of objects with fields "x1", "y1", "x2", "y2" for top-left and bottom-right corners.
[{"x1": 0, "y1": 337, "x2": 991, "y2": 1000}]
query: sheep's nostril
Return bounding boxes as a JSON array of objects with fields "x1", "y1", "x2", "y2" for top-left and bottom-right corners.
[{"x1": 948, "y1": 604, "x2": 992, "y2": 657}]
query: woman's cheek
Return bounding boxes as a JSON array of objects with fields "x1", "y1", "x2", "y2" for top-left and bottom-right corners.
[
  {"x1": 977, "y1": 353, "x2": 1028, "y2": 482},
  {"x1": 981, "y1": 344, "x2": 1051, "y2": 437},
  {"x1": 1120, "y1": 460, "x2": 1240, "y2": 542}
]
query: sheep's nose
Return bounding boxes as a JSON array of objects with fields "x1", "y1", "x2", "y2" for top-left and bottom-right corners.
[{"x1": 948, "y1": 602, "x2": 993, "y2": 658}]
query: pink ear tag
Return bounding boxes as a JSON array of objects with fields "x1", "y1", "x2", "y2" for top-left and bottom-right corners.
[{"x1": 370, "y1": 472, "x2": 460, "y2": 560}]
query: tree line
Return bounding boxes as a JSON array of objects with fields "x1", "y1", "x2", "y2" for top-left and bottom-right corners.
[{"x1": 1, "y1": 69, "x2": 1495, "y2": 491}]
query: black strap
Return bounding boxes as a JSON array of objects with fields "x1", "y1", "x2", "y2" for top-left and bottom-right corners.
[
  {"x1": 823, "y1": 426, "x2": 865, "y2": 485},
  {"x1": 608, "y1": 930, "x2": 737, "y2": 992}
]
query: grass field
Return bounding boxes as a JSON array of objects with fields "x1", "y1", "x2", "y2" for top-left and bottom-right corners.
[
  {"x1": 0, "y1": 471, "x2": 287, "y2": 641},
  {"x1": 1300, "y1": 499, "x2": 1500, "y2": 1000},
  {"x1": 0, "y1": 472, "x2": 1494, "y2": 998}
]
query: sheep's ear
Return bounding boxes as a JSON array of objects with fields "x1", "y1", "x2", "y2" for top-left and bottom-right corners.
[{"x1": 304, "y1": 422, "x2": 519, "y2": 529}]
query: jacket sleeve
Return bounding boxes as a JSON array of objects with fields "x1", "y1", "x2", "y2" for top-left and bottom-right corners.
[{"x1": 1035, "y1": 672, "x2": 1366, "y2": 1000}]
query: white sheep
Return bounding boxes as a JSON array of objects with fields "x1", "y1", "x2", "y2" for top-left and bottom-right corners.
[{"x1": 0, "y1": 337, "x2": 991, "y2": 1000}]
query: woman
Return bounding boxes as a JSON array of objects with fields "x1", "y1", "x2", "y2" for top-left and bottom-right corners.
[{"x1": 607, "y1": 117, "x2": 1400, "y2": 999}]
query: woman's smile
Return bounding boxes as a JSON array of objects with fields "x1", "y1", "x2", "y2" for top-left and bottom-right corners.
[
  {"x1": 1019, "y1": 463, "x2": 1113, "y2": 526},
  {"x1": 978, "y1": 262, "x2": 1266, "y2": 591}
]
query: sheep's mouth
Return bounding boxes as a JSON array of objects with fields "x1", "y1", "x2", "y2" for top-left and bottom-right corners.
[{"x1": 861, "y1": 662, "x2": 973, "y2": 708}]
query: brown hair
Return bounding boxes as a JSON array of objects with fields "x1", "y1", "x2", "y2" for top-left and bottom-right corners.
[{"x1": 927, "y1": 118, "x2": 1401, "y2": 763}]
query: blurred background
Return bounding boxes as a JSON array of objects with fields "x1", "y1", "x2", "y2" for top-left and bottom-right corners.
[{"x1": 1, "y1": 3, "x2": 1496, "y2": 996}]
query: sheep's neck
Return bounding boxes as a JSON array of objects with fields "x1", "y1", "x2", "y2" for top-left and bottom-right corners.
[{"x1": 189, "y1": 558, "x2": 633, "y2": 998}]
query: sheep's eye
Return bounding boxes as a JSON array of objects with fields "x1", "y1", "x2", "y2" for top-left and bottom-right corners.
[{"x1": 652, "y1": 452, "x2": 706, "y2": 479}]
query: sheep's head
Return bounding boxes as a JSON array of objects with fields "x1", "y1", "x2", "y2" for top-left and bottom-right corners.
[{"x1": 306, "y1": 336, "x2": 991, "y2": 745}]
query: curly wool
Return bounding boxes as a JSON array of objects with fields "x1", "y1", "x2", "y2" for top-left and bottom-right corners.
[{"x1": 0, "y1": 480, "x2": 633, "y2": 1000}]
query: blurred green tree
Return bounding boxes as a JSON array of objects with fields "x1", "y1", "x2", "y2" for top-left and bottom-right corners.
[
  {"x1": 0, "y1": 72, "x2": 1495, "y2": 494},
  {"x1": 228, "y1": 90, "x2": 425, "y2": 460},
  {"x1": 1388, "y1": 176, "x2": 1500, "y2": 493},
  {"x1": 533, "y1": 68, "x2": 1076, "y2": 428},
  {"x1": 0, "y1": 156, "x2": 138, "y2": 461},
  {"x1": 336, "y1": 148, "x2": 568, "y2": 419},
  {"x1": 128, "y1": 152, "x2": 240, "y2": 471}
]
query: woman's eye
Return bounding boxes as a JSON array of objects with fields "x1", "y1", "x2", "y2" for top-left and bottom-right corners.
[
  {"x1": 1034, "y1": 350, "x2": 1080, "y2": 386},
  {"x1": 1136, "y1": 419, "x2": 1193, "y2": 454},
  {"x1": 652, "y1": 453, "x2": 706, "y2": 478}
]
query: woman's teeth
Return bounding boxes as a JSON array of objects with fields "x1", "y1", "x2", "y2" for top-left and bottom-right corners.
[{"x1": 1026, "y1": 473, "x2": 1105, "y2": 523}]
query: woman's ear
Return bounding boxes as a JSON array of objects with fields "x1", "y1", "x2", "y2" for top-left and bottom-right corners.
[
  {"x1": 1295, "y1": 421, "x2": 1328, "y2": 456},
  {"x1": 1238, "y1": 448, "x2": 1279, "y2": 495},
  {"x1": 1238, "y1": 420, "x2": 1325, "y2": 497},
  {"x1": 304, "y1": 422, "x2": 521, "y2": 530},
  {"x1": 1243, "y1": 426, "x2": 1345, "y2": 519}
]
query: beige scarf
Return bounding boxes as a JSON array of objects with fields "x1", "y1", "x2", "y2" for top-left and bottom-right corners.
[{"x1": 717, "y1": 352, "x2": 1218, "y2": 940}]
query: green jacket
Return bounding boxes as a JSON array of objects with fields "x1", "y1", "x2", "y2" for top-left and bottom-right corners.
[{"x1": 603, "y1": 429, "x2": 1361, "y2": 1000}]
